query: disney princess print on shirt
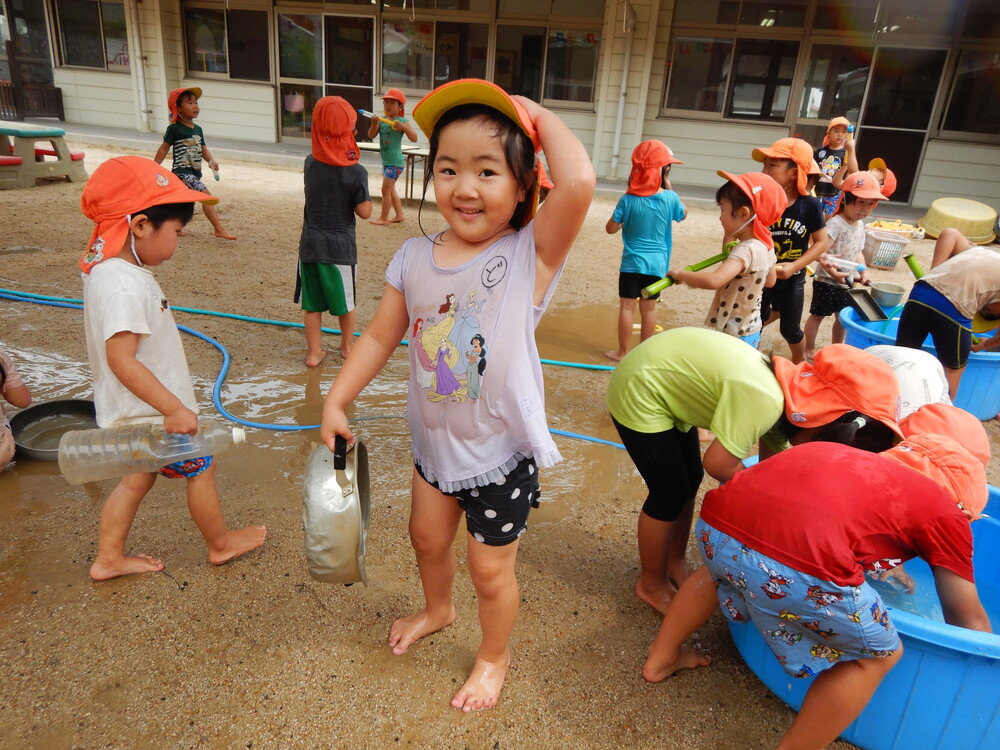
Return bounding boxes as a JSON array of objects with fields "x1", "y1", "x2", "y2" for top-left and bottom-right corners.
[{"x1": 416, "y1": 290, "x2": 492, "y2": 404}]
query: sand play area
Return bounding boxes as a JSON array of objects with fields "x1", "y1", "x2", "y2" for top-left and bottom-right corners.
[{"x1": 2, "y1": 143, "x2": 998, "y2": 750}]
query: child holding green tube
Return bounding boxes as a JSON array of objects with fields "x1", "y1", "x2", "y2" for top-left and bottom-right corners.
[{"x1": 667, "y1": 172, "x2": 784, "y2": 349}]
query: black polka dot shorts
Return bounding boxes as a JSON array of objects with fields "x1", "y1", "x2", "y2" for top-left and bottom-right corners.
[{"x1": 416, "y1": 456, "x2": 541, "y2": 546}]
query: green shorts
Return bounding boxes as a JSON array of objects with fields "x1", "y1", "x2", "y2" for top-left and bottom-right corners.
[{"x1": 299, "y1": 262, "x2": 355, "y2": 316}]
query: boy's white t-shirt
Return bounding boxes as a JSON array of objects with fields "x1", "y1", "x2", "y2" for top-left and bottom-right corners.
[
  {"x1": 83, "y1": 258, "x2": 198, "y2": 427},
  {"x1": 705, "y1": 238, "x2": 774, "y2": 338},
  {"x1": 385, "y1": 223, "x2": 563, "y2": 492},
  {"x1": 814, "y1": 214, "x2": 865, "y2": 286}
]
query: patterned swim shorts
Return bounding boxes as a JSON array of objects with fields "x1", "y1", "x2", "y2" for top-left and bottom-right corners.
[
  {"x1": 382, "y1": 165, "x2": 404, "y2": 181},
  {"x1": 697, "y1": 518, "x2": 900, "y2": 678},
  {"x1": 158, "y1": 455, "x2": 214, "y2": 479},
  {"x1": 175, "y1": 172, "x2": 208, "y2": 192}
]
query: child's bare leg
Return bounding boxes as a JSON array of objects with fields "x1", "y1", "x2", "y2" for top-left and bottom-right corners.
[
  {"x1": 777, "y1": 647, "x2": 903, "y2": 750},
  {"x1": 944, "y1": 364, "x2": 965, "y2": 400},
  {"x1": 803, "y1": 314, "x2": 823, "y2": 361},
  {"x1": 371, "y1": 177, "x2": 395, "y2": 224},
  {"x1": 667, "y1": 497, "x2": 695, "y2": 587},
  {"x1": 787, "y1": 337, "x2": 807, "y2": 364},
  {"x1": 304, "y1": 311, "x2": 327, "y2": 367},
  {"x1": 452, "y1": 537, "x2": 520, "y2": 711},
  {"x1": 642, "y1": 565, "x2": 715, "y2": 682},
  {"x1": 90, "y1": 472, "x2": 164, "y2": 580},
  {"x1": 389, "y1": 470, "x2": 462, "y2": 655},
  {"x1": 638, "y1": 297, "x2": 659, "y2": 342},
  {"x1": 389, "y1": 178, "x2": 405, "y2": 222},
  {"x1": 202, "y1": 201, "x2": 237, "y2": 240},
  {"x1": 338, "y1": 309, "x2": 356, "y2": 358},
  {"x1": 185, "y1": 463, "x2": 266, "y2": 564},
  {"x1": 831, "y1": 315, "x2": 846, "y2": 345},
  {"x1": 607, "y1": 297, "x2": 638, "y2": 361},
  {"x1": 636, "y1": 504, "x2": 689, "y2": 614}
]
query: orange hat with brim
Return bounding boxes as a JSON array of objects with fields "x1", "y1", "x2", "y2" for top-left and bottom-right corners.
[
  {"x1": 413, "y1": 78, "x2": 541, "y2": 227},
  {"x1": 880, "y1": 433, "x2": 988, "y2": 519},
  {"x1": 311, "y1": 96, "x2": 360, "y2": 167},
  {"x1": 167, "y1": 87, "x2": 202, "y2": 123},
  {"x1": 752, "y1": 137, "x2": 817, "y2": 196},
  {"x1": 772, "y1": 343, "x2": 904, "y2": 438},
  {"x1": 717, "y1": 171, "x2": 785, "y2": 247},
  {"x1": 627, "y1": 141, "x2": 683, "y2": 197},
  {"x1": 79, "y1": 156, "x2": 218, "y2": 274},
  {"x1": 833, "y1": 170, "x2": 885, "y2": 213},
  {"x1": 900, "y1": 403, "x2": 990, "y2": 468}
]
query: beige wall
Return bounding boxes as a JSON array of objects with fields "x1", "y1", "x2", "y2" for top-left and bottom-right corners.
[{"x1": 913, "y1": 141, "x2": 1000, "y2": 210}]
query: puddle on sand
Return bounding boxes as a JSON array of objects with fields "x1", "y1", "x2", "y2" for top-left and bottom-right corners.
[
  {"x1": 1, "y1": 246, "x2": 50, "y2": 255},
  {"x1": 537, "y1": 301, "x2": 677, "y2": 364}
]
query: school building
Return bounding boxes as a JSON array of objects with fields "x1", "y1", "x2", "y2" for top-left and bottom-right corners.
[{"x1": 1, "y1": 0, "x2": 997, "y2": 208}]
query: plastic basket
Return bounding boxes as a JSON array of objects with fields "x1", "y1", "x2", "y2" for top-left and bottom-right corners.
[
  {"x1": 863, "y1": 229, "x2": 910, "y2": 270},
  {"x1": 865, "y1": 217, "x2": 923, "y2": 240}
]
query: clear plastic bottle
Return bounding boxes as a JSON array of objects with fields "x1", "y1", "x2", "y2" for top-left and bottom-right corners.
[{"x1": 58, "y1": 420, "x2": 246, "y2": 485}]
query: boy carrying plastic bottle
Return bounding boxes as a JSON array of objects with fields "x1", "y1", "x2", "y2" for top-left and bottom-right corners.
[{"x1": 78, "y1": 156, "x2": 266, "y2": 580}]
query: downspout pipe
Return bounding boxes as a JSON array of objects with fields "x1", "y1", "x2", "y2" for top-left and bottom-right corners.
[
  {"x1": 609, "y1": 2, "x2": 636, "y2": 175},
  {"x1": 127, "y1": 0, "x2": 151, "y2": 132}
]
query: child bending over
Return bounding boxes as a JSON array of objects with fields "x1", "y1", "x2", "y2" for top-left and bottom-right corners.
[
  {"x1": 803, "y1": 170, "x2": 885, "y2": 360},
  {"x1": 321, "y1": 79, "x2": 595, "y2": 711},
  {"x1": 605, "y1": 140, "x2": 686, "y2": 361},
  {"x1": 0, "y1": 345, "x2": 32, "y2": 471},
  {"x1": 643, "y1": 436, "x2": 990, "y2": 750},
  {"x1": 79, "y1": 157, "x2": 265, "y2": 580},
  {"x1": 153, "y1": 88, "x2": 236, "y2": 240},
  {"x1": 668, "y1": 171, "x2": 783, "y2": 349}
]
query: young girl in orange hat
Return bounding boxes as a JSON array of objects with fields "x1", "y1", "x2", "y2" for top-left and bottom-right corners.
[
  {"x1": 368, "y1": 88, "x2": 418, "y2": 225},
  {"x1": 321, "y1": 79, "x2": 595, "y2": 711}
]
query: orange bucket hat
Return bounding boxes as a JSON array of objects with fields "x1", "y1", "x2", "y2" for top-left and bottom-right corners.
[
  {"x1": 881, "y1": 433, "x2": 988, "y2": 519},
  {"x1": 901, "y1": 403, "x2": 990, "y2": 468},
  {"x1": 716, "y1": 171, "x2": 785, "y2": 247},
  {"x1": 772, "y1": 344, "x2": 904, "y2": 438},
  {"x1": 79, "y1": 156, "x2": 218, "y2": 274},
  {"x1": 823, "y1": 116, "x2": 852, "y2": 146},
  {"x1": 167, "y1": 87, "x2": 202, "y2": 123},
  {"x1": 627, "y1": 140, "x2": 683, "y2": 197},
  {"x1": 311, "y1": 96, "x2": 360, "y2": 167},
  {"x1": 751, "y1": 137, "x2": 819, "y2": 197},
  {"x1": 380, "y1": 88, "x2": 406, "y2": 113},
  {"x1": 833, "y1": 170, "x2": 885, "y2": 213},
  {"x1": 868, "y1": 158, "x2": 898, "y2": 198}
]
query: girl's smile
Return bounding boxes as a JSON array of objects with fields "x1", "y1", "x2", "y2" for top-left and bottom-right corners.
[{"x1": 432, "y1": 118, "x2": 525, "y2": 250}]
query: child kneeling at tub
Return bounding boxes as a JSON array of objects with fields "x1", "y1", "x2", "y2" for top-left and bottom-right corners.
[{"x1": 644, "y1": 436, "x2": 991, "y2": 749}]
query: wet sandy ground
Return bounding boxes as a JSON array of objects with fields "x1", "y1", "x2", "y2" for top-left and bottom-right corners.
[{"x1": 2, "y1": 144, "x2": 999, "y2": 750}]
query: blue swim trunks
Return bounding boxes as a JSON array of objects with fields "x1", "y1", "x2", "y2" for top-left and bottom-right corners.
[
  {"x1": 175, "y1": 172, "x2": 208, "y2": 192},
  {"x1": 158, "y1": 455, "x2": 214, "y2": 479},
  {"x1": 382, "y1": 165, "x2": 403, "y2": 181},
  {"x1": 697, "y1": 519, "x2": 900, "y2": 678}
]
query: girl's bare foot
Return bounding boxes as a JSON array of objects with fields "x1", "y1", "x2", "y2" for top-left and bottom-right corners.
[
  {"x1": 305, "y1": 350, "x2": 328, "y2": 367},
  {"x1": 451, "y1": 650, "x2": 511, "y2": 712},
  {"x1": 90, "y1": 553, "x2": 164, "y2": 581},
  {"x1": 642, "y1": 645, "x2": 711, "y2": 683},
  {"x1": 389, "y1": 216, "x2": 405, "y2": 223},
  {"x1": 605, "y1": 350, "x2": 626, "y2": 362},
  {"x1": 636, "y1": 578, "x2": 677, "y2": 616},
  {"x1": 370, "y1": 217, "x2": 390, "y2": 226},
  {"x1": 208, "y1": 525, "x2": 267, "y2": 565},
  {"x1": 388, "y1": 607, "x2": 455, "y2": 655},
  {"x1": 214, "y1": 230, "x2": 238, "y2": 240}
]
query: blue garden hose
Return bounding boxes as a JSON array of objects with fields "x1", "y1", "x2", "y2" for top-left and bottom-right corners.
[{"x1": 0, "y1": 288, "x2": 624, "y2": 449}]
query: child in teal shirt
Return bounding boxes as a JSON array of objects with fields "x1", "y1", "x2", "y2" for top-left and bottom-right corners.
[{"x1": 368, "y1": 88, "x2": 418, "y2": 225}]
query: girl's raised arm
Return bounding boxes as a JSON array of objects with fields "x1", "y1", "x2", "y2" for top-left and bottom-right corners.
[
  {"x1": 321, "y1": 284, "x2": 410, "y2": 450},
  {"x1": 512, "y1": 97, "x2": 596, "y2": 301}
]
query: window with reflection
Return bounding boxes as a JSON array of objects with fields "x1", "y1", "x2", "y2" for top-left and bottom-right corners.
[
  {"x1": 813, "y1": 0, "x2": 879, "y2": 32},
  {"x1": 55, "y1": 0, "x2": 129, "y2": 72},
  {"x1": 962, "y1": 0, "x2": 1000, "y2": 39},
  {"x1": 726, "y1": 39, "x2": 797, "y2": 120},
  {"x1": 665, "y1": 37, "x2": 733, "y2": 113},
  {"x1": 433, "y1": 22, "x2": 488, "y2": 86},
  {"x1": 864, "y1": 48, "x2": 946, "y2": 130},
  {"x1": 943, "y1": 52, "x2": 1000, "y2": 136},
  {"x1": 738, "y1": 0, "x2": 807, "y2": 28},
  {"x1": 544, "y1": 29, "x2": 600, "y2": 102},
  {"x1": 185, "y1": 6, "x2": 269, "y2": 81},
  {"x1": 674, "y1": 0, "x2": 740, "y2": 25},
  {"x1": 382, "y1": 21, "x2": 434, "y2": 90},
  {"x1": 279, "y1": 14, "x2": 322, "y2": 81},
  {"x1": 494, "y1": 26, "x2": 544, "y2": 102},
  {"x1": 798, "y1": 45, "x2": 872, "y2": 120}
]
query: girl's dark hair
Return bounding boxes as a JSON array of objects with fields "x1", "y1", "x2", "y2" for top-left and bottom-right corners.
[
  {"x1": 661, "y1": 165, "x2": 671, "y2": 190},
  {"x1": 715, "y1": 180, "x2": 753, "y2": 214},
  {"x1": 134, "y1": 202, "x2": 195, "y2": 228},
  {"x1": 421, "y1": 103, "x2": 537, "y2": 235},
  {"x1": 774, "y1": 410, "x2": 896, "y2": 453},
  {"x1": 842, "y1": 192, "x2": 859, "y2": 205}
]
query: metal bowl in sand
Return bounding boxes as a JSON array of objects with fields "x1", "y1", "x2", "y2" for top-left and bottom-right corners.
[
  {"x1": 302, "y1": 437, "x2": 371, "y2": 585},
  {"x1": 10, "y1": 399, "x2": 97, "y2": 461}
]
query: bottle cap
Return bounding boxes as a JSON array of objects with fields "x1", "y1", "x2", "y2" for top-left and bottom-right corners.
[{"x1": 232, "y1": 427, "x2": 247, "y2": 445}]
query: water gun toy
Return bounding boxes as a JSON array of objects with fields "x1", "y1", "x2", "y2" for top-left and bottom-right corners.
[
  {"x1": 641, "y1": 246, "x2": 733, "y2": 298},
  {"x1": 359, "y1": 109, "x2": 398, "y2": 128}
]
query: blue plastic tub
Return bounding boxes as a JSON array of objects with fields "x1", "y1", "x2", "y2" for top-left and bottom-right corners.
[
  {"x1": 839, "y1": 307, "x2": 1000, "y2": 420},
  {"x1": 728, "y1": 504, "x2": 1000, "y2": 750}
]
